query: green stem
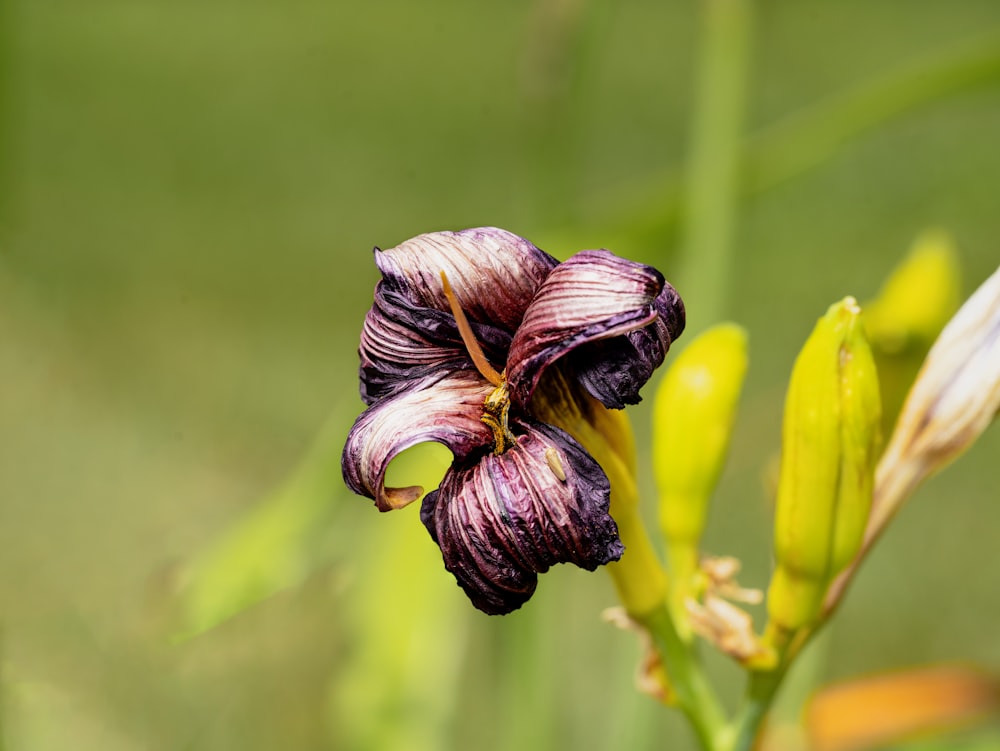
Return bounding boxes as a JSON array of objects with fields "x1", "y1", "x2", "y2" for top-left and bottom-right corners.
[
  {"x1": 678, "y1": 0, "x2": 753, "y2": 330},
  {"x1": 640, "y1": 604, "x2": 729, "y2": 751},
  {"x1": 727, "y1": 668, "x2": 785, "y2": 751},
  {"x1": 725, "y1": 626, "x2": 813, "y2": 750}
]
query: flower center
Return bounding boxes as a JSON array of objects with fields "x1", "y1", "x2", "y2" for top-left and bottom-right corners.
[
  {"x1": 481, "y1": 379, "x2": 516, "y2": 454},
  {"x1": 441, "y1": 270, "x2": 516, "y2": 454}
]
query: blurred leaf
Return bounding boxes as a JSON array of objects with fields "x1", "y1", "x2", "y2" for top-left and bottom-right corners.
[
  {"x1": 582, "y1": 28, "x2": 1000, "y2": 254},
  {"x1": 175, "y1": 411, "x2": 346, "y2": 639},
  {"x1": 327, "y1": 442, "x2": 469, "y2": 751}
]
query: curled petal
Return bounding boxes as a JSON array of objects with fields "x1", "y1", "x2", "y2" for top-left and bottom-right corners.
[
  {"x1": 341, "y1": 372, "x2": 494, "y2": 511},
  {"x1": 421, "y1": 421, "x2": 623, "y2": 615},
  {"x1": 375, "y1": 227, "x2": 558, "y2": 333},
  {"x1": 359, "y1": 283, "x2": 511, "y2": 404},
  {"x1": 570, "y1": 284, "x2": 685, "y2": 408},
  {"x1": 507, "y1": 250, "x2": 681, "y2": 408}
]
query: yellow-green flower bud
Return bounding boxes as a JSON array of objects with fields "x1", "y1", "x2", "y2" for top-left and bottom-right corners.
[
  {"x1": 865, "y1": 231, "x2": 961, "y2": 430},
  {"x1": 767, "y1": 298, "x2": 881, "y2": 635},
  {"x1": 653, "y1": 324, "x2": 748, "y2": 598},
  {"x1": 865, "y1": 230, "x2": 961, "y2": 355}
]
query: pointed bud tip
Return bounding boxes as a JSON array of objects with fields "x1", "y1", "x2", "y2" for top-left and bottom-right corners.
[
  {"x1": 865, "y1": 231, "x2": 962, "y2": 353},
  {"x1": 825, "y1": 296, "x2": 861, "y2": 328}
]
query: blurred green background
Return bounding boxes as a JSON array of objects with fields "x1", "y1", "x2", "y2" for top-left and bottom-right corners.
[{"x1": 2, "y1": 1, "x2": 1000, "y2": 749}]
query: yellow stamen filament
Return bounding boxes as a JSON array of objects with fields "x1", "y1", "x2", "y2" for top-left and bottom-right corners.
[
  {"x1": 440, "y1": 270, "x2": 503, "y2": 387},
  {"x1": 482, "y1": 381, "x2": 516, "y2": 454}
]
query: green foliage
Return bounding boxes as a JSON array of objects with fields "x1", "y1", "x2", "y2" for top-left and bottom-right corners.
[{"x1": 3, "y1": 1, "x2": 1000, "y2": 750}]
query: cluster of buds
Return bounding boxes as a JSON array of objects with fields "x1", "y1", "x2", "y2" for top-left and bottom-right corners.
[
  {"x1": 652, "y1": 248, "x2": 1000, "y2": 669},
  {"x1": 653, "y1": 299, "x2": 884, "y2": 659}
]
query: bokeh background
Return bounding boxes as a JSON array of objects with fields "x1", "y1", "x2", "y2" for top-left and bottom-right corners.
[{"x1": 2, "y1": 1, "x2": 1000, "y2": 749}]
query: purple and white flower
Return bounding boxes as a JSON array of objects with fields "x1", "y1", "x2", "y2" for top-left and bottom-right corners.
[{"x1": 342, "y1": 227, "x2": 684, "y2": 614}]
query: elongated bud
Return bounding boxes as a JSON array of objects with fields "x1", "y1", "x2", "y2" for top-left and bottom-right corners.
[
  {"x1": 653, "y1": 324, "x2": 748, "y2": 604},
  {"x1": 865, "y1": 231, "x2": 961, "y2": 428},
  {"x1": 865, "y1": 230, "x2": 961, "y2": 354},
  {"x1": 767, "y1": 298, "x2": 881, "y2": 635},
  {"x1": 869, "y1": 263, "x2": 1000, "y2": 538}
]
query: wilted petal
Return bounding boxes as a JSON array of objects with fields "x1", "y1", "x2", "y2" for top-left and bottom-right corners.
[
  {"x1": 342, "y1": 372, "x2": 495, "y2": 511},
  {"x1": 359, "y1": 282, "x2": 512, "y2": 404},
  {"x1": 507, "y1": 250, "x2": 680, "y2": 408},
  {"x1": 570, "y1": 284, "x2": 686, "y2": 408},
  {"x1": 421, "y1": 421, "x2": 623, "y2": 615},
  {"x1": 375, "y1": 227, "x2": 558, "y2": 333}
]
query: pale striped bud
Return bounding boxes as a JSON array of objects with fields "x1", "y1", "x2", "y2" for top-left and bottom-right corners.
[{"x1": 870, "y1": 263, "x2": 1000, "y2": 537}]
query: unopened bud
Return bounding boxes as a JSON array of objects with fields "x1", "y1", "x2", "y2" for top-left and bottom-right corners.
[
  {"x1": 865, "y1": 231, "x2": 962, "y2": 428},
  {"x1": 767, "y1": 298, "x2": 881, "y2": 634},
  {"x1": 870, "y1": 264, "x2": 1000, "y2": 537},
  {"x1": 653, "y1": 325, "x2": 748, "y2": 567},
  {"x1": 865, "y1": 230, "x2": 961, "y2": 355}
]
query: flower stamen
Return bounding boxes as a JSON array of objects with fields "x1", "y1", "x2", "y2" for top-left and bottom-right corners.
[
  {"x1": 440, "y1": 270, "x2": 504, "y2": 387},
  {"x1": 441, "y1": 270, "x2": 515, "y2": 453},
  {"x1": 482, "y1": 380, "x2": 516, "y2": 454}
]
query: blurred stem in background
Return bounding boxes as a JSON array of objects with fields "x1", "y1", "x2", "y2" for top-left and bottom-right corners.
[
  {"x1": 611, "y1": 28, "x2": 1000, "y2": 253},
  {"x1": 0, "y1": 0, "x2": 12, "y2": 225},
  {"x1": 177, "y1": 411, "x2": 347, "y2": 638},
  {"x1": 520, "y1": 0, "x2": 614, "y2": 227},
  {"x1": 676, "y1": 0, "x2": 752, "y2": 331}
]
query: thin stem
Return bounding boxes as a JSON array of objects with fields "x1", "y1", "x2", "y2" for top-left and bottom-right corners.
[
  {"x1": 725, "y1": 625, "x2": 801, "y2": 751},
  {"x1": 727, "y1": 668, "x2": 784, "y2": 751},
  {"x1": 678, "y1": 0, "x2": 753, "y2": 331},
  {"x1": 641, "y1": 604, "x2": 730, "y2": 751},
  {"x1": 550, "y1": 400, "x2": 728, "y2": 748}
]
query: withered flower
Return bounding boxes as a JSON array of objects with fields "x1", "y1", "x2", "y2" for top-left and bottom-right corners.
[{"x1": 342, "y1": 228, "x2": 684, "y2": 614}]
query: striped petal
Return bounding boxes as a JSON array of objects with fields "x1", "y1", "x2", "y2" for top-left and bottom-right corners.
[
  {"x1": 375, "y1": 227, "x2": 558, "y2": 334},
  {"x1": 358, "y1": 282, "x2": 511, "y2": 404},
  {"x1": 569, "y1": 283, "x2": 686, "y2": 408},
  {"x1": 506, "y1": 250, "x2": 683, "y2": 408},
  {"x1": 420, "y1": 421, "x2": 623, "y2": 615},
  {"x1": 341, "y1": 371, "x2": 495, "y2": 511}
]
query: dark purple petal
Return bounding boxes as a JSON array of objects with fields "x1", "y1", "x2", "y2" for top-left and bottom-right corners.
[
  {"x1": 375, "y1": 228, "x2": 559, "y2": 334},
  {"x1": 359, "y1": 282, "x2": 512, "y2": 404},
  {"x1": 420, "y1": 420, "x2": 623, "y2": 615},
  {"x1": 568, "y1": 282, "x2": 685, "y2": 408},
  {"x1": 341, "y1": 372, "x2": 494, "y2": 511},
  {"x1": 506, "y1": 250, "x2": 679, "y2": 408}
]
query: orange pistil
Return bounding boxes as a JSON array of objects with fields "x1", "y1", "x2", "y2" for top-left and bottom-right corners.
[{"x1": 441, "y1": 270, "x2": 515, "y2": 453}]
